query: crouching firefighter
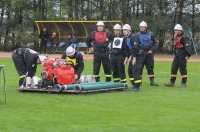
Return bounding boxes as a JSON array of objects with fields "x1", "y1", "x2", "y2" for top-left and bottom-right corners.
[
  {"x1": 61, "y1": 46, "x2": 84, "y2": 80},
  {"x1": 164, "y1": 24, "x2": 192, "y2": 88},
  {"x1": 12, "y1": 48, "x2": 47, "y2": 87},
  {"x1": 110, "y1": 24, "x2": 128, "y2": 83},
  {"x1": 86, "y1": 21, "x2": 114, "y2": 82},
  {"x1": 136, "y1": 21, "x2": 159, "y2": 86}
]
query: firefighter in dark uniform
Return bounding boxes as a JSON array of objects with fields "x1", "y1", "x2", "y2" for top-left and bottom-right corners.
[
  {"x1": 136, "y1": 21, "x2": 158, "y2": 86},
  {"x1": 61, "y1": 46, "x2": 84, "y2": 80},
  {"x1": 86, "y1": 21, "x2": 114, "y2": 82},
  {"x1": 39, "y1": 27, "x2": 49, "y2": 54},
  {"x1": 12, "y1": 48, "x2": 46, "y2": 87},
  {"x1": 122, "y1": 24, "x2": 135, "y2": 86},
  {"x1": 164, "y1": 24, "x2": 192, "y2": 88},
  {"x1": 110, "y1": 24, "x2": 128, "y2": 83}
]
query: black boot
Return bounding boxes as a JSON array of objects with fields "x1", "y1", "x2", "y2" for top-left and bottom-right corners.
[
  {"x1": 95, "y1": 76, "x2": 100, "y2": 82},
  {"x1": 164, "y1": 81, "x2": 174, "y2": 87},
  {"x1": 150, "y1": 78, "x2": 158, "y2": 86}
]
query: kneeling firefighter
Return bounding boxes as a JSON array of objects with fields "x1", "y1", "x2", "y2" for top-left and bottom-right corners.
[
  {"x1": 12, "y1": 48, "x2": 47, "y2": 87},
  {"x1": 61, "y1": 46, "x2": 84, "y2": 80}
]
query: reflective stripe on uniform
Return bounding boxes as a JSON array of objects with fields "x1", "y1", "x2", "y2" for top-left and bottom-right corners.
[
  {"x1": 120, "y1": 79, "x2": 127, "y2": 82},
  {"x1": 171, "y1": 74, "x2": 176, "y2": 77},
  {"x1": 182, "y1": 75, "x2": 187, "y2": 78},
  {"x1": 129, "y1": 78, "x2": 134, "y2": 81},
  {"x1": 113, "y1": 78, "x2": 120, "y2": 81},
  {"x1": 105, "y1": 74, "x2": 112, "y2": 77},
  {"x1": 134, "y1": 80, "x2": 142, "y2": 83},
  {"x1": 20, "y1": 75, "x2": 26, "y2": 78},
  {"x1": 148, "y1": 75, "x2": 154, "y2": 77},
  {"x1": 93, "y1": 75, "x2": 99, "y2": 77}
]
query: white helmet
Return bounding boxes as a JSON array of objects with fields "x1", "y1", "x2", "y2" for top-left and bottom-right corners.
[
  {"x1": 53, "y1": 32, "x2": 56, "y2": 35},
  {"x1": 122, "y1": 24, "x2": 131, "y2": 31},
  {"x1": 96, "y1": 21, "x2": 105, "y2": 26},
  {"x1": 139, "y1": 21, "x2": 148, "y2": 27},
  {"x1": 39, "y1": 55, "x2": 47, "y2": 65},
  {"x1": 66, "y1": 46, "x2": 75, "y2": 56},
  {"x1": 113, "y1": 24, "x2": 122, "y2": 30},
  {"x1": 174, "y1": 24, "x2": 183, "y2": 30}
]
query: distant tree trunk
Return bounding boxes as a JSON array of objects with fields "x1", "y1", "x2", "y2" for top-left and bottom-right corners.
[
  {"x1": 192, "y1": 0, "x2": 195, "y2": 38},
  {"x1": 0, "y1": 6, "x2": 4, "y2": 47},
  {"x1": 177, "y1": 0, "x2": 184, "y2": 24},
  {"x1": 136, "y1": 0, "x2": 139, "y2": 19},
  {"x1": 99, "y1": 0, "x2": 104, "y2": 20}
]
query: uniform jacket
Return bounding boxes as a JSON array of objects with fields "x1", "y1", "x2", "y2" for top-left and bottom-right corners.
[{"x1": 61, "y1": 51, "x2": 84, "y2": 77}]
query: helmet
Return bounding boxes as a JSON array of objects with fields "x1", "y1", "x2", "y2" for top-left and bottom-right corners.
[
  {"x1": 113, "y1": 24, "x2": 122, "y2": 30},
  {"x1": 66, "y1": 46, "x2": 75, "y2": 56},
  {"x1": 53, "y1": 32, "x2": 56, "y2": 35},
  {"x1": 96, "y1": 21, "x2": 105, "y2": 26},
  {"x1": 39, "y1": 55, "x2": 47, "y2": 65},
  {"x1": 122, "y1": 24, "x2": 131, "y2": 30},
  {"x1": 139, "y1": 21, "x2": 148, "y2": 27},
  {"x1": 174, "y1": 24, "x2": 183, "y2": 30}
]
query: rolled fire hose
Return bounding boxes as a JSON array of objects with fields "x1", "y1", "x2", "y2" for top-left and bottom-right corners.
[
  {"x1": 74, "y1": 82, "x2": 128, "y2": 93},
  {"x1": 54, "y1": 82, "x2": 114, "y2": 92}
]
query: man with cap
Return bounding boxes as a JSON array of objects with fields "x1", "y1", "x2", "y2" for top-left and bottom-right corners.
[
  {"x1": 61, "y1": 46, "x2": 84, "y2": 80},
  {"x1": 164, "y1": 24, "x2": 192, "y2": 88},
  {"x1": 12, "y1": 48, "x2": 47, "y2": 87},
  {"x1": 86, "y1": 21, "x2": 114, "y2": 82},
  {"x1": 110, "y1": 24, "x2": 128, "y2": 83}
]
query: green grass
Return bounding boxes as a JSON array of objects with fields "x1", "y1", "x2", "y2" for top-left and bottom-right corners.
[{"x1": 0, "y1": 58, "x2": 200, "y2": 132}]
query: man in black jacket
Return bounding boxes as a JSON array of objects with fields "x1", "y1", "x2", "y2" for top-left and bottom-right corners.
[
  {"x1": 86, "y1": 21, "x2": 114, "y2": 82},
  {"x1": 110, "y1": 24, "x2": 128, "y2": 83},
  {"x1": 61, "y1": 47, "x2": 84, "y2": 80},
  {"x1": 12, "y1": 48, "x2": 46, "y2": 87},
  {"x1": 135, "y1": 21, "x2": 159, "y2": 86},
  {"x1": 164, "y1": 24, "x2": 192, "y2": 88},
  {"x1": 39, "y1": 27, "x2": 49, "y2": 53}
]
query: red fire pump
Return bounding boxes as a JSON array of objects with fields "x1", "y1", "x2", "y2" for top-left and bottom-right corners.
[{"x1": 41, "y1": 59, "x2": 75, "y2": 88}]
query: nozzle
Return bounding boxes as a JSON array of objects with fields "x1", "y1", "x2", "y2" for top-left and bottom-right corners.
[{"x1": 54, "y1": 84, "x2": 65, "y2": 92}]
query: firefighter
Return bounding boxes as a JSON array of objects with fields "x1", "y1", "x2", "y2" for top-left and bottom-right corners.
[
  {"x1": 136, "y1": 21, "x2": 159, "y2": 86},
  {"x1": 110, "y1": 24, "x2": 128, "y2": 83},
  {"x1": 12, "y1": 48, "x2": 47, "y2": 87},
  {"x1": 39, "y1": 27, "x2": 49, "y2": 54},
  {"x1": 164, "y1": 24, "x2": 192, "y2": 88},
  {"x1": 61, "y1": 46, "x2": 84, "y2": 80},
  {"x1": 122, "y1": 24, "x2": 135, "y2": 86},
  {"x1": 86, "y1": 21, "x2": 114, "y2": 82}
]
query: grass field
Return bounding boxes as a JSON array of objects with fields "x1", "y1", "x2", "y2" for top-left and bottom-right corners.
[{"x1": 0, "y1": 58, "x2": 200, "y2": 132}]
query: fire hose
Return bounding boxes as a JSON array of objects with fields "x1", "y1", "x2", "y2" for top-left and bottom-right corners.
[{"x1": 55, "y1": 82, "x2": 129, "y2": 93}]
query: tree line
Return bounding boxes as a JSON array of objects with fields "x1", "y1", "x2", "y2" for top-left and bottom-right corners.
[{"x1": 0, "y1": 0, "x2": 200, "y2": 53}]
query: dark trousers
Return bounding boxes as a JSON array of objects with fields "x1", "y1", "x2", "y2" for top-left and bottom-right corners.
[
  {"x1": 141, "y1": 53, "x2": 155, "y2": 79},
  {"x1": 12, "y1": 52, "x2": 26, "y2": 86},
  {"x1": 170, "y1": 54, "x2": 187, "y2": 83},
  {"x1": 111, "y1": 54, "x2": 126, "y2": 83},
  {"x1": 49, "y1": 45, "x2": 58, "y2": 54},
  {"x1": 40, "y1": 39, "x2": 47, "y2": 53},
  {"x1": 132, "y1": 55, "x2": 144, "y2": 88},
  {"x1": 128, "y1": 58, "x2": 135, "y2": 85},
  {"x1": 93, "y1": 51, "x2": 112, "y2": 82}
]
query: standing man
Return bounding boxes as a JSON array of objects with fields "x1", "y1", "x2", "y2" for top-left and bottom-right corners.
[
  {"x1": 136, "y1": 21, "x2": 158, "y2": 86},
  {"x1": 50, "y1": 32, "x2": 59, "y2": 54},
  {"x1": 12, "y1": 48, "x2": 47, "y2": 87},
  {"x1": 86, "y1": 21, "x2": 114, "y2": 82},
  {"x1": 61, "y1": 46, "x2": 84, "y2": 80},
  {"x1": 122, "y1": 24, "x2": 135, "y2": 86},
  {"x1": 39, "y1": 27, "x2": 49, "y2": 54},
  {"x1": 164, "y1": 24, "x2": 192, "y2": 88},
  {"x1": 110, "y1": 24, "x2": 128, "y2": 83}
]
